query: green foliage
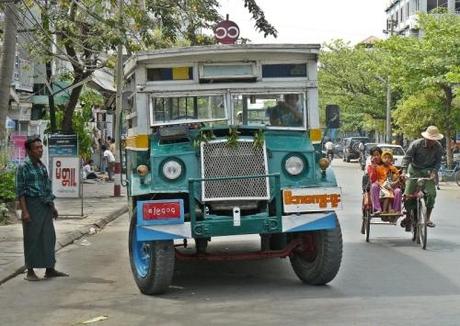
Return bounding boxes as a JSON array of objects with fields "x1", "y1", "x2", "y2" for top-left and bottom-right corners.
[
  {"x1": 226, "y1": 127, "x2": 240, "y2": 148},
  {"x1": 377, "y1": 12, "x2": 460, "y2": 145},
  {"x1": 193, "y1": 129, "x2": 216, "y2": 149},
  {"x1": 0, "y1": 170, "x2": 16, "y2": 203},
  {"x1": 51, "y1": 88, "x2": 103, "y2": 160},
  {"x1": 319, "y1": 40, "x2": 388, "y2": 133},
  {"x1": 253, "y1": 129, "x2": 265, "y2": 149}
]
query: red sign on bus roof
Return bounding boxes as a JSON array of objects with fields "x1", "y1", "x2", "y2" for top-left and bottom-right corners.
[{"x1": 214, "y1": 20, "x2": 240, "y2": 44}]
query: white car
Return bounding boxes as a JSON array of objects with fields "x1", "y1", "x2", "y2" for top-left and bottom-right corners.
[
  {"x1": 377, "y1": 144, "x2": 406, "y2": 168},
  {"x1": 363, "y1": 143, "x2": 406, "y2": 172}
]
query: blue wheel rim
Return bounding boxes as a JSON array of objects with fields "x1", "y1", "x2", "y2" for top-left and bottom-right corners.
[{"x1": 132, "y1": 227, "x2": 150, "y2": 278}]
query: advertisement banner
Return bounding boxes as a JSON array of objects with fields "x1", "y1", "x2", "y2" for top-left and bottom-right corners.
[
  {"x1": 9, "y1": 134, "x2": 27, "y2": 165},
  {"x1": 52, "y1": 157, "x2": 80, "y2": 198}
]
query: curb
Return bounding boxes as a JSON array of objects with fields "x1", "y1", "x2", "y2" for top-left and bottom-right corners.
[{"x1": 0, "y1": 205, "x2": 128, "y2": 286}]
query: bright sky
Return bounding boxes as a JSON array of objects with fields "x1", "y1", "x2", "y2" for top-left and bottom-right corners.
[{"x1": 218, "y1": 0, "x2": 387, "y2": 44}]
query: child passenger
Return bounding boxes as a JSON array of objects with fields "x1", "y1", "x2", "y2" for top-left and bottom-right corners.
[{"x1": 367, "y1": 150, "x2": 402, "y2": 214}]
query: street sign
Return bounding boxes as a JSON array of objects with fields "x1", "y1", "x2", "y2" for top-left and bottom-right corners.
[
  {"x1": 214, "y1": 20, "x2": 240, "y2": 44},
  {"x1": 52, "y1": 157, "x2": 81, "y2": 198},
  {"x1": 48, "y1": 134, "x2": 78, "y2": 156}
]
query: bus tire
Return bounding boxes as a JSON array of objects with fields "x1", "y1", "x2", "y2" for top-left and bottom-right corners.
[
  {"x1": 129, "y1": 214, "x2": 175, "y2": 295},
  {"x1": 289, "y1": 221, "x2": 343, "y2": 285}
]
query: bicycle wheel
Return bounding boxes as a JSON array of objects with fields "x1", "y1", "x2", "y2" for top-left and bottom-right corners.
[
  {"x1": 417, "y1": 198, "x2": 428, "y2": 250},
  {"x1": 455, "y1": 170, "x2": 460, "y2": 187}
]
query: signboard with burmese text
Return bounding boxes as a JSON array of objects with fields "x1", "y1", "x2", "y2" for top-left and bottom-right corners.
[
  {"x1": 283, "y1": 187, "x2": 342, "y2": 213},
  {"x1": 52, "y1": 157, "x2": 80, "y2": 198}
]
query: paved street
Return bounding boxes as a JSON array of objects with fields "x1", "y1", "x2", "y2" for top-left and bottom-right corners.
[{"x1": 1, "y1": 161, "x2": 460, "y2": 326}]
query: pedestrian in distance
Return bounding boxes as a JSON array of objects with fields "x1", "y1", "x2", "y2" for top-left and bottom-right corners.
[
  {"x1": 83, "y1": 159, "x2": 98, "y2": 180},
  {"x1": 16, "y1": 137, "x2": 69, "y2": 281},
  {"x1": 101, "y1": 144, "x2": 115, "y2": 182}
]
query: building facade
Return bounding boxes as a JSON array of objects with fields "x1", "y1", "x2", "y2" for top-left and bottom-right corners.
[{"x1": 385, "y1": 0, "x2": 460, "y2": 36}]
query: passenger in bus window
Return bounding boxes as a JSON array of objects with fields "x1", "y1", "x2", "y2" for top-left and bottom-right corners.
[{"x1": 267, "y1": 94, "x2": 302, "y2": 127}]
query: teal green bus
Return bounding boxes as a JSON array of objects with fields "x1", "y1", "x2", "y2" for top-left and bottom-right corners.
[{"x1": 123, "y1": 44, "x2": 342, "y2": 295}]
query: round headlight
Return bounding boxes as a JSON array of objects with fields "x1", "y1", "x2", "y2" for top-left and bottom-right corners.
[
  {"x1": 162, "y1": 160, "x2": 183, "y2": 180},
  {"x1": 285, "y1": 156, "x2": 305, "y2": 176}
]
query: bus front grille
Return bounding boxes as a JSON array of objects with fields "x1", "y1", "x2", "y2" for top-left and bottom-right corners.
[{"x1": 201, "y1": 140, "x2": 269, "y2": 201}]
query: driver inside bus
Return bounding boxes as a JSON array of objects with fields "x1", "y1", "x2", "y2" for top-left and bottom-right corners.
[{"x1": 267, "y1": 94, "x2": 303, "y2": 127}]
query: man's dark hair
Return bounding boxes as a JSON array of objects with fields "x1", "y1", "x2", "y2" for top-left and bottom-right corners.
[
  {"x1": 101, "y1": 144, "x2": 107, "y2": 151},
  {"x1": 369, "y1": 146, "x2": 382, "y2": 156},
  {"x1": 25, "y1": 136, "x2": 42, "y2": 151}
]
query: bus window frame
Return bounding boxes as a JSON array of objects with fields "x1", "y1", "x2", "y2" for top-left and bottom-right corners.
[{"x1": 148, "y1": 92, "x2": 229, "y2": 127}]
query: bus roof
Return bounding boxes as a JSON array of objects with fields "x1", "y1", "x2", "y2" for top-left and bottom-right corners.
[{"x1": 124, "y1": 44, "x2": 321, "y2": 76}]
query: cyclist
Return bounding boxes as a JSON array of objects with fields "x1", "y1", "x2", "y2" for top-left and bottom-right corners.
[
  {"x1": 401, "y1": 126, "x2": 444, "y2": 228},
  {"x1": 324, "y1": 139, "x2": 334, "y2": 160}
]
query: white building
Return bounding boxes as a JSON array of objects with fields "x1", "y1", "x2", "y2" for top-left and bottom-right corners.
[{"x1": 385, "y1": 0, "x2": 460, "y2": 36}]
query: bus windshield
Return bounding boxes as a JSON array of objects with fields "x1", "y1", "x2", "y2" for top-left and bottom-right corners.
[
  {"x1": 232, "y1": 93, "x2": 306, "y2": 129},
  {"x1": 150, "y1": 95, "x2": 227, "y2": 126}
]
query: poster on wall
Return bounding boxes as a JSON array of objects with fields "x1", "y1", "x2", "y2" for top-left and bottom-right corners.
[
  {"x1": 52, "y1": 157, "x2": 80, "y2": 198},
  {"x1": 9, "y1": 134, "x2": 27, "y2": 165}
]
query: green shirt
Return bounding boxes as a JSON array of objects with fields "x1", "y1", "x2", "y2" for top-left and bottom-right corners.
[
  {"x1": 16, "y1": 157, "x2": 55, "y2": 204},
  {"x1": 401, "y1": 138, "x2": 443, "y2": 171}
]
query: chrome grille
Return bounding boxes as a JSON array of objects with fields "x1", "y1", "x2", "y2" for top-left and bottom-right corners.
[{"x1": 201, "y1": 140, "x2": 269, "y2": 201}]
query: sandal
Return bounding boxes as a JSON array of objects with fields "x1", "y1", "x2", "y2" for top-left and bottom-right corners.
[
  {"x1": 24, "y1": 274, "x2": 40, "y2": 281},
  {"x1": 44, "y1": 269, "x2": 69, "y2": 279},
  {"x1": 426, "y1": 221, "x2": 436, "y2": 228}
]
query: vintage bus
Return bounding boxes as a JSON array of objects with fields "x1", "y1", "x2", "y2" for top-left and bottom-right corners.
[{"x1": 123, "y1": 44, "x2": 342, "y2": 294}]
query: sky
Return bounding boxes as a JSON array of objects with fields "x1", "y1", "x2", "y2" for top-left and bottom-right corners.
[{"x1": 218, "y1": 0, "x2": 388, "y2": 44}]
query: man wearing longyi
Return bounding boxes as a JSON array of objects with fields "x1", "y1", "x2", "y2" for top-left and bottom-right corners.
[{"x1": 16, "y1": 137, "x2": 69, "y2": 281}]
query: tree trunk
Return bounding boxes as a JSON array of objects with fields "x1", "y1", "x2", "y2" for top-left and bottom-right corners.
[
  {"x1": 61, "y1": 82, "x2": 84, "y2": 133},
  {"x1": 0, "y1": 3, "x2": 18, "y2": 147}
]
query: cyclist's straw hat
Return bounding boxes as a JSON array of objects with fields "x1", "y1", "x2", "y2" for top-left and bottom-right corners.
[{"x1": 421, "y1": 126, "x2": 443, "y2": 140}]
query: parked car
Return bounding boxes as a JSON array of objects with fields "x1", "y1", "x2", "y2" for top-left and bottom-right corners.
[{"x1": 342, "y1": 137, "x2": 369, "y2": 162}]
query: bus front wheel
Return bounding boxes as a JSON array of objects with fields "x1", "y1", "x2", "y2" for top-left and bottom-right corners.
[
  {"x1": 129, "y1": 214, "x2": 175, "y2": 295},
  {"x1": 289, "y1": 222, "x2": 343, "y2": 285}
]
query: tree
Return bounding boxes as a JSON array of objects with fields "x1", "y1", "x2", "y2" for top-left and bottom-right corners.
[
  {"x1": 318, "y1": 40, "x2": 390, "y2": 135},
  {"x1": 378, "y1": 10, "x2": 460, "y2": 166},
  {"x1": 18, "y1": 0, "x2": 277, "y2": 133}
]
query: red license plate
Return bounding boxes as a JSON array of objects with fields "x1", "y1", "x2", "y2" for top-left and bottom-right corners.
[{"x1": 143, "y1": 201, "x2": 182, "y2": 220}]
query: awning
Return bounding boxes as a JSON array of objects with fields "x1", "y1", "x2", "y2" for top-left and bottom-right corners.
[{"x1": 88, "y1": 69, "x2": 116, "y2": 94}]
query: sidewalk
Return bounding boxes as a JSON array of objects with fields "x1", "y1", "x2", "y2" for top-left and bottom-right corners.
[{"x1": 0, "y1": 180, "x2": 128, "y2": 285}]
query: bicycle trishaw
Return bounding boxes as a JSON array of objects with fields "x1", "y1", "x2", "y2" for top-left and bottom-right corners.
[{"x1": 361, "y1": 174, "x2": 432, "y2": 250}]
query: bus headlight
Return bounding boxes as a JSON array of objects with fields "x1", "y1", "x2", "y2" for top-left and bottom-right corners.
[
  {"x1": 162, "y1": 159, "x2": 183, "y2": 180},
  {"x1": 285, "y1": 156, "x2": 305, "y2": 176}
]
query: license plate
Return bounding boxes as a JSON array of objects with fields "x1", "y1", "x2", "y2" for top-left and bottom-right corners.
[
  {"x1": 283, "y1": 187, "x2": 342, "y2": 213},
  {"x1": 140, "y1": 199, "x2": 184, "y2": 224}
]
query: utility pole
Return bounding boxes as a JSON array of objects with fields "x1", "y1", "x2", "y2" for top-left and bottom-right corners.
[
  {"x1": 386, "y1": 77, "x2": 392, "y2": 144},
  {"x1": 44, "y1": 0, "x2": 56, "y2": 133},
  {"x1": 113, "y1": 0, "x2": 123, "y2": 197},
  {"x1": 0, "y1": 1, "x2": 18, "y2": 148}
]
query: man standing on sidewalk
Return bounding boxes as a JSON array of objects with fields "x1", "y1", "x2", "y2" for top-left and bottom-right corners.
[
  {"x1": 102, "y1": 144, "x2": 115, "y2": 182},
  {"x1": 16, "y1": 137, "x2": 69, "y2": 281}
]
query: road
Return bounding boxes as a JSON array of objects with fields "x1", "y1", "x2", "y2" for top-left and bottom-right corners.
[{"x1": 1, "y1": 160, "x2": 460, "y2": 326}]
